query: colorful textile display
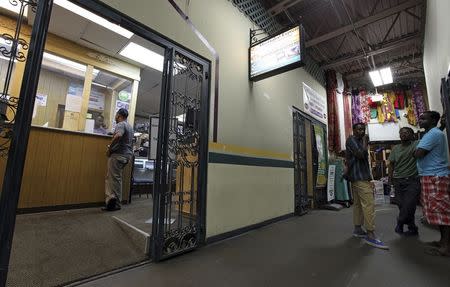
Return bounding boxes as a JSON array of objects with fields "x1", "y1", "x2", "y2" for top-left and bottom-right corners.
[
  {"x1": 360, "y1": 90, "x2": 371, "y2": 123},
  {"x1": 351, "y1": 89, "x2": 370, "y2": 125},
  {"x1": 377, "y1": 92, "x2": 397, "y2": 123},
  {"x1": 326, "y1": 70, "x2": 341, "y2": 152}
]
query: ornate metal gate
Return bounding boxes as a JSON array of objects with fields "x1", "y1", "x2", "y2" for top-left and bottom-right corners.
[
  {"x1": 293, "y1": 110, "x2": 308, "y2": 215},
  {"x1": 152, "y1": 48, "x2": 209, "y2": 261},
  {"x1": 0, "y1": 0, "x2": 53, "y2": 285}
]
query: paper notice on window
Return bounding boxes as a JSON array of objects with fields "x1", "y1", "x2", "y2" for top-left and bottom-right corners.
[
  {"x1": 89, "y1": 90, "x2": 105, "y2": 111},
  {"x1": 65, "y1": 83, "x2": 83, "y2": 112},
  {"x1": 36, "y1": 93, "x2": 47, "y2": 106}
]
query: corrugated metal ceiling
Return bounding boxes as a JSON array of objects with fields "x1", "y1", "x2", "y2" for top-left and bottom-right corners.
[{"x1": 233, "y1": 0, "x2": 426, "y2": 88}]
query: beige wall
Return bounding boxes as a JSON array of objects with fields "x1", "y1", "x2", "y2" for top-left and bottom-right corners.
[
  {"x1": 99, "y1": 0, "x2": 326, "y2": 237},
  {"x1": 423, "y1": 0, "x2": 450, "y2": 113},
  {"x1": 207, "y1": 164, "x2": 293, "y2": 237}
]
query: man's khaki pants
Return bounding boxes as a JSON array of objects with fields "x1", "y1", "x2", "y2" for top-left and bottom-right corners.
[
  {"x1": 105, "y1": 154, "x2": 130, "y2": 204},
  {"x1": 351, "y1": 180, "x2": 375, "y2": 231}
]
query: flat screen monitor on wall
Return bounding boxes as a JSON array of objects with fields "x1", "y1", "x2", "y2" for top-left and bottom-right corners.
[{"x1": 249, "y1": 25, "x2": 306, "y2": 82}]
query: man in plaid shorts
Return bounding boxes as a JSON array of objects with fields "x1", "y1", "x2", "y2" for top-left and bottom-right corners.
[{"x1": 415, "y1": 111, "x2": 450, "y2": 256}]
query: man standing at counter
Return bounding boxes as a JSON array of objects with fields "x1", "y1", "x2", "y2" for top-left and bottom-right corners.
[{"x1": 103, "y1": 108, "x2": 133, "y2": 211}]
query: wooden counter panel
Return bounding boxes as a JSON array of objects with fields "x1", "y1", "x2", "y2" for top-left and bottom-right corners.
[{"x1": 16, "y1": 128, "x2": 131, "y2": 209}]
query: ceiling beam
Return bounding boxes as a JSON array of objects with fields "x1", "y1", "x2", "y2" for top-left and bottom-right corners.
[
  {"x1": 344, "y1": 54, "x2": 423, "y2": 80},
  {"x1": 321, "y1": 33, "x2": 421, "y2": 69},
  {"x1": 267, "y1": 0, "x2": 303, "y2": 17},
  {"x1": 305, "y1": 0, "x2": 422, "y2": 48}
]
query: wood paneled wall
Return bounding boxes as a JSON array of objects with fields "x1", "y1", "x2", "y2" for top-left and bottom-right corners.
[
  {"x1": 32, "y1": 69, "x2": 72, "y2": 127},
  {"x1": 17, "y1": 127, "x2": 131, "y2": 209}
]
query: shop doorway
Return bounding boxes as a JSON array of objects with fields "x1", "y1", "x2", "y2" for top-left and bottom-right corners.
[
  {"x1": 0, "y1": 0, "x2": 210, "y2": 286},
  {"x1": 292, "y1": 108, "x2": 328, "y2": 215}
]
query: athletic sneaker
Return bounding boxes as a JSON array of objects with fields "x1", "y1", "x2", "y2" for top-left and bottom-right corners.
[
  {"x1": 352, "y1": 229, "x2": 368, "y2": 238},
  {"x1": 364, "y1": 237, "x2": 389, "y2": 250}
]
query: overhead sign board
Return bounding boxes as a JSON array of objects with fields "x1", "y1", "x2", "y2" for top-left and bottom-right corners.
[{"x1": 249, "y1": 25, "x2": 305, "y2": 81}]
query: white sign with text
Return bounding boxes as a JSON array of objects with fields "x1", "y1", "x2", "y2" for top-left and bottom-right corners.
[{"x1": 302, "y1": 82, "x2": 327, "y2": 124}]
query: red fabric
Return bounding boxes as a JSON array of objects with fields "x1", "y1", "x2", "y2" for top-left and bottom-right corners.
[
  {"x1": 326, "y1": 70, "x2": 340, "y2": 152},
  {"x1": 368, "y1": 97, "x2": 378, "y2": 108},
  {"x1": 394, "y1": 90, "x2": 405, "y2": 109},
  {"x1": 343, "y1": 78, "x2": 352, "y2": 140},
  {"x1": 421, "y1": 175, "x2": 450, "y2": 226}
]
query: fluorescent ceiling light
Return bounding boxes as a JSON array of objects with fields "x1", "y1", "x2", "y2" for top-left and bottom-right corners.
[
  {"x1": 120, "y1": 42, "x2": 164, "y2": 72},
  {"x1": 379, "y1": 67, "x2": 393, "y2": 85},
  {"x1": 54, "y1": 0, "x2": 133, "y2": 39},
  {"x1": 0, "y1": 0, "x2": 28, "y2": 17},
  {"x1": 369, "y1": 67, "x2": 393, "y2": 87},
  {"x1": 369, "y1": 70, "x2": 383, "y2": 87},
  {"x1": 44, "y1": 52, "x2": 86, "y2": 72},
  {"x1": 43, "y1": 52, "x2": 99, "y2": 76}
]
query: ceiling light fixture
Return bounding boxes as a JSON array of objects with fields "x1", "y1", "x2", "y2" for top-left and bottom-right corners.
[
  {"x1": 119, "y1": 42, "x2": 164, "y2": 72},
  {"x1": 53, "y1": 0, "x2": 133, "y2": 39},
  {"x1": 369, "y1": 67, "x2": 393, "y2": 87},
  {"x1": 43, "y1": 52, "x2": 99, "y2": 76}
]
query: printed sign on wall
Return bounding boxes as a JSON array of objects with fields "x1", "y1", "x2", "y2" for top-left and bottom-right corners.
[
  {"x1": 302, "y1": 82, "x2": 327, "y2": 124},
  {"x1": 313, "y1": 124, "x2": 327, "y2": 188}
]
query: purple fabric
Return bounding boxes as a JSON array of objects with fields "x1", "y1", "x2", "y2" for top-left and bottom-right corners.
[{"x1": 412, "y1": 83, "x2": 427, "y2": 119}]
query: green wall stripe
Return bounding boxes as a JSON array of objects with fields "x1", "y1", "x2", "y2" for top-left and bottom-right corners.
[{"x1": 208, "y1": 152, "x2": 294, "y2": 168}]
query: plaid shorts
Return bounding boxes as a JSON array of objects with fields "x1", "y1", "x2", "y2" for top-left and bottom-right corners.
[{"x1": 420, "y1": 175, "x2": 450, "y2": 226}]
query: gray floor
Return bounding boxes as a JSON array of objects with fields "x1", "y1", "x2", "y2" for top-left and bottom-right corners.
[
  {"x1": 7, "y1": 197, "x2": 153, "y2": 287},
  {"x1": 80, "y1": 204, "x2": 450, "y2": 287}
]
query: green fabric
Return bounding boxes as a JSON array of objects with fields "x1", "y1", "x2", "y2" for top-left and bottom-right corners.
[
  {"x1": 370, "y1": 108, "x2": 378, "y2": 119},
  {"x1": 331, "y1": 158, "x2": 350, "y2": 201},
  {"x1": 388, "y1": 141, "x2": 418, "y2": 178}
]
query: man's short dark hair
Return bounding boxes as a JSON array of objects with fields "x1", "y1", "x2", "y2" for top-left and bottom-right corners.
[
  {"x1": 352, "y1": 122, "x2": 366, "y2": 129},
  {"x1": 117, "y1": 108, "x2": 129, "y2": 119},
  {"x1": 423, "y1": 111, "x2": 441, "y2": 126},
  {"x1": 400, "y1": 127, "x2": 414, "y2": 134}
]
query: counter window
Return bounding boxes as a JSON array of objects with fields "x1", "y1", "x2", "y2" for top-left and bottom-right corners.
[
  {"x1": 32, "y1": 52, "x2": 88, "y2": 130},
  {"x1": 32, "y1": 52, "x2": 134, "y2": 135}
]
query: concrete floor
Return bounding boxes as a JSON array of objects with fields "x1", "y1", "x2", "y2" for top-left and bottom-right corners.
[{"x1": 80, "y1": 204, "x2": 450, "y2": 287}]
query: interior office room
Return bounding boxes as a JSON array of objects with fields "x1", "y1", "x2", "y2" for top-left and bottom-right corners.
[{"x1": 0, "y1": 0, "x2": 205, "y2": 285}]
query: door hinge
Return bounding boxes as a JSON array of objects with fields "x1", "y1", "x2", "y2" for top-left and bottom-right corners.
[{"x1": 205, "y1": 72, "x2": 209, "y2": 80}]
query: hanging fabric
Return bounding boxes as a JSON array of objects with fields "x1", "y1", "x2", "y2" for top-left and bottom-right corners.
[
  {"x1": 351, "y1": 89, "x2": 361, "y2": 125},
  {"x1": 394, "y1": 90, "x2": 405, "y2": 109},
  {"x1": 359, "y1": 90, "x2": 371, "y2": 123},
  {"x1": 412, "y1": 83, "x2": 427, "y2": 119},
  {"x1": 406, "y1": 90, "x2": 417, "y2": 126},
  {"x1": 377, "y1": 92, "x2": 397, "y2": 123},
  {"x1": 343, "y1": 78, "x2": 353, "y2": 140},
  {"x1": 325, "y1": 70, "x2": 341, "y2": 152}
]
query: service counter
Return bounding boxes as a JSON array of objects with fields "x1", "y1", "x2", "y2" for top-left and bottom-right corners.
[{"x1": 14, "y1": 126, "x2": 131, "y2": 211}]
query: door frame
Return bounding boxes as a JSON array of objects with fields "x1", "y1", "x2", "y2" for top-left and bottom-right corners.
[
  {"x1": 292, "y1": 107, "x2": 328, "y2": 213},
  {"x1": 0, "y1": 0, "x2": 211, "y2": 284},
  {"x1": 68, "y1": 0, "x2": 212, "y2": 258}
]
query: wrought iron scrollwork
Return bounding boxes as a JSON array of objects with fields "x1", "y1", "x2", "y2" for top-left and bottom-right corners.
[
  {"x1": 0, "y1": 0, "x2": 37, "y2": 157},
  {"x1": 163, "y1": 225, "x2": 198, "y2": 255},
  {"x1": 157, "y1": 51, "x2": 204, "y2": 258}
]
